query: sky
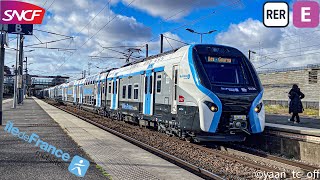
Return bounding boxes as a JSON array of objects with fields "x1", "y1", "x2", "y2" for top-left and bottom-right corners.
[{"x1": 5, "y1": 0, "x2": 320, "y2": 80}]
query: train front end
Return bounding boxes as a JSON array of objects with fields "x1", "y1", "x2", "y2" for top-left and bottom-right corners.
[{"x1": 188, "y1": 44, "x2": 265, "y2": 142}]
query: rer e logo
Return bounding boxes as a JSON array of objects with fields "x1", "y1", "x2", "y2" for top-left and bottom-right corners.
[
  {"x1": 293, "y1": 1, "x2": 319, "y2": 28},
  {"x1": 0, "y1": 1, "x2": 45, "y2": 24},
  {"x1": 263, "y1": 1, "x2": 320, "y2": 28},
  {"x1": 263, "y1": 2, "x2": 289, "y2": 27}
]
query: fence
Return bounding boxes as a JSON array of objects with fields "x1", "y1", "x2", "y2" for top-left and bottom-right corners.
[{"x1": 264, "y1": 100, "x2": 319, "y2": 110}]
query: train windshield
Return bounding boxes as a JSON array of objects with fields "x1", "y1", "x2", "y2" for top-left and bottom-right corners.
[
  {"x1": 198, "y1": 56, "x2": 250, "y2": 85},
  {"x1": 192, "y1": 45, "x2": 261, "y2": 90}
]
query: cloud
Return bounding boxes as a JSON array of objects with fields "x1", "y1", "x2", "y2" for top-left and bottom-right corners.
[
  {"x1": 121, "y1": 0, "x2": 236, "y2": 20},
  {"x1": 215, "y1": 18, "x2": 282, "y2": 52},
  {"x1": 148, "y1": 32, "x2": 186, "y2": 52},
  {"x1": 6, "y1": 0, "x2": 152, "y2": 79},
  {"x1": 214, "y1": 18, "x2": 320, "y2": 71}
]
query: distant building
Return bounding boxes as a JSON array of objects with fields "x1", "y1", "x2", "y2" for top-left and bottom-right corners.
[
  {"x1": 4, "y1": 65, "x2": 11, "y2": 75},
  {"x1": 51, "y1": 76, "x2": 67, "y2": 85},
  {"x1": 259, "y1": 64, "x2": 320, "y2": 109}
]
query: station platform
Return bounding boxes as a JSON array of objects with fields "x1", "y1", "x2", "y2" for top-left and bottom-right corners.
[
  {"x1": 266, "y1": 114, "x2": 320, "y2": 128},
  {"x1": 266, "y1": 114, "x2": 320, "y2": 137},
  {"x1": 2, "y1": 98, "x2": 12, "y2": 104},
  {"x1": 0, "y1": 98, "x2": 201, "y2": 180},
  {"x1": 0, "y1": 98, "x2": 106, "y2": 180}
]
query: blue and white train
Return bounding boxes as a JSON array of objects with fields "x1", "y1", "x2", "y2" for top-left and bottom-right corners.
[{"x1": 41, "y1": 44, "x2": 265, "y2": 142}]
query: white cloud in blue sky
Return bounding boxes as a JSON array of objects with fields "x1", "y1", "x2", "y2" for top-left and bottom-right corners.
[{"x1": 5, "y1": 0, "x2": 319, "y2": 79}]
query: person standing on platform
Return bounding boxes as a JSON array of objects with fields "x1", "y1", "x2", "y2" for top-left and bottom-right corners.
[{"x1": 288, "y1": 84, "x2": 305, "y2": 124}]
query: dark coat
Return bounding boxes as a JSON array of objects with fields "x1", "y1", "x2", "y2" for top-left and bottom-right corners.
[{"x1": 289, "y1": 88, "x2": 305, "y2": 114}]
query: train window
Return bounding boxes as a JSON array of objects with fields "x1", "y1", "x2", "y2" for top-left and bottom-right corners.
[
  {"x1": 112, "y1": 82, "x2": 115, "y2": 94},
  {"x1": 115, "y1": 81, "x2": 118, "y2": 94},
  {"x1": 156, "y1": 79, "x2": 161, "y2": 93},
  {"x1": 108, "y1": 84, "x2": 111, "y2": 93},
  {"x1": 149, "y1": 75, "x2": 153, "y2": 94},
  {"x1": 134, "y1": 85, "x2": 139, "y2": 100},
  {"x1": 174, "y1": 69, "x2": 178, "y2": 100},
  {"x1": 174, "y1": 70, "x2": 178, "y2": 84},
  {"x1": 128, "y1": 85, "x2": 132, "y2": 99},
  {"x1": 144, "y1": 76, "x2": 148, "y2": 94},
  {"x1": 122, "y1": 85, "x2": 126, "y2": 99}
]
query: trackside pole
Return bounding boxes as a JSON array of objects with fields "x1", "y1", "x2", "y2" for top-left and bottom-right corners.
[
  {"x1": 13, "y1": 34, "x2": 18, "y2": 109},
  {"x1": 0, "y1": 32, "x2": 5, "y2": 125}
]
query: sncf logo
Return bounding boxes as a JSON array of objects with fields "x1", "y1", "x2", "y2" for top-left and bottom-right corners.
[{"x1": 0, "y1": 1, "x2": 45, "y2": 24}]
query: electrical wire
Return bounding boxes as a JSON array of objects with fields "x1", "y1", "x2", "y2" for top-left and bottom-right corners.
[
  {"x1": 164, "y1": 36, "x2": 174, "y2": 50},
  {"x1": 33, "y1": 29, "x2": 73, "y2": 38},
  {"x1": 163, "y1": 35, "x2": 189, "y2": 45},
  {"x1": 54, "y1": 0, "x2": 137, "y2": 74},
  {"x1": 46, "y1": 0, "x2": 56, "y2": 12},
  {"x1": 24, "y1": 37, "x2": 73, "y2": 47}
]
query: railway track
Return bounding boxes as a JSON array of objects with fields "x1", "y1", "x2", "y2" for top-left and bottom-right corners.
[
  {"x1": 45, "y1": 100, "x2": 294, "y2": 179},
  {"x1": 50, "y1": 102, "x2": 223, "y2": 179},
  {"x1": 230, "y1": 143, "x2": 319, "y2": 172}
]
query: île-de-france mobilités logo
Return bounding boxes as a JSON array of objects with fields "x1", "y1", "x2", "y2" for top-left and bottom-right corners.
[{"x1": 68, "y1": 156, "x2": 90, "y2": 177}]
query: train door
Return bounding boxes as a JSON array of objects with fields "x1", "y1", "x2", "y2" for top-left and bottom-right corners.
[
  {"x1": 96, "y1": 81, "x2": 101, "y2": 107},
  {"x1": 111, "y1": 78, "x2": 118, "y2": 110},
  {"x1": 79, "y1": 85, "x2": 83, "y2": 104},
  {"x1": 76, "y1": 84, "x2": 80, "y2": 104},
  {"x1": 73, "y1": 85, "x2": 77, "y2": 103},
  {"x1": 101, "y1": 81, "x2": 105, "y2": 108},
  {"x1": 143, "y1": 71, "x2": 154, "y2": 115},
  {"x1": 171, "y1": 65, "x2": 179, "y2": 114},
  {"x1": 106, "y1": 81, "x2": 112, "y2": 108}
]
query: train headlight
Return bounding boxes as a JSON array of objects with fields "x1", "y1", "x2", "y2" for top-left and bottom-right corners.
[
  {"x1": 254, "y1": 102, "x2": 263, "y2": 113},
  {"x1": 204, "y1": 101, "x2": 219, "y2": 112}
]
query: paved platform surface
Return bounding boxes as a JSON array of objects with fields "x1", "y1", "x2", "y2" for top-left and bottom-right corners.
[
  {"x1": 0, "y1": 98, "x2": 106, "y2": 180},
  {"x1": 266, "y1": 114, "x2": 320, "y2": 129},
  {"x1": 3, "y1": 98, "x2": 12, "y2": 104},
  {"x1": 34, "y1": 98, "x2": 202, "y2": 180}
]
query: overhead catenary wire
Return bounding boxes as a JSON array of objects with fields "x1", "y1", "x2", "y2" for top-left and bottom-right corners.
[
  {"x1": 42, "y1": 0, "x2": 48, "y2": 7},
  {"x1": 33, "y1": 29, "x2": 73, "y2": 38},
  {"x1": 256, "y1": 41, "x2": 320, "y2": 57},
  {"x1": 164, "y1": 36, "x2": 174, "y2": 50},
  {"x1": 88, "y1": 0, "x2": 242, "y2": 74},
  {"x1": 33, "y1": 34, "x2": 43, "y2": 43},
  {"x1": 50, "y1": 0, "x2": 241, "y2": 78},
  {"x1": 24, "y1": 37, "x2": 73, "y2": 47},
  {"x1": 162, "y1": 35, "x2": 189, "y2": 45},
  {"x1": 26, "y1": 47, "x2": 76, "y2": 51},
  {"x1": 54, "y1": 0, "x2": 137, "y2": 74},
  {"x1": 46, "y1": 0, "x2": 56, "y2": 12},
  {"x1": 88, "y1": 0, "x2": 238, "y2": 67},
  {"x1": 255, "y1": 50, "x2": 320, "y2": 69},
  {"x1": 56, "y1": 0, "x2": 113, "y2": 60}
]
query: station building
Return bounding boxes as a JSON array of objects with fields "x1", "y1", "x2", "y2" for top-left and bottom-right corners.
[{"x1": 258, "y1": 64, "x2": 320, "y2": 109}]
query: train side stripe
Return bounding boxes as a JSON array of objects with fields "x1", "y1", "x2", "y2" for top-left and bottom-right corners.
[
  {"x1": 187, "y1": 45, "x2": 222, "y2": 133},
  {"x1": 248, "y1": 91, "x2": 263, "y2": 133}
]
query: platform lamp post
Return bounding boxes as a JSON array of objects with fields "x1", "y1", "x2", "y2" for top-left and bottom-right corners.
[
  {"x1": 248, "y1": 50, "x2": 256, "y2": 61},
  {"x1": 23, "y1": 59, "x2": 33, "y2": 98},
  {"x1": 22, "y1": 50, "x2": 34, "y2": 99},
  {"x1": 185, "y1": 28, "x2": 217, "y2": 43}
]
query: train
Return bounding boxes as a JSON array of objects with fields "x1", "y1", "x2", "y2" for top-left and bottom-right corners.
[{"x1": 40, "y1": 44, "x2": 265, "y2": 142}]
